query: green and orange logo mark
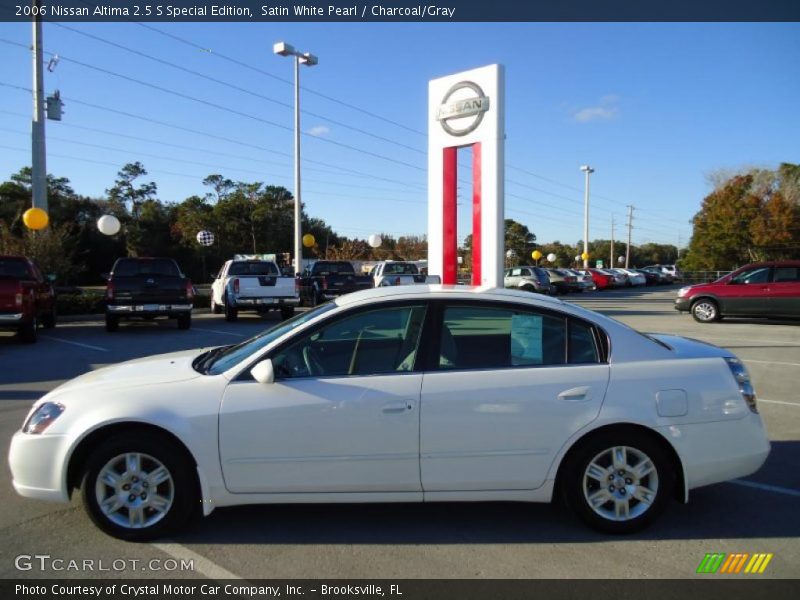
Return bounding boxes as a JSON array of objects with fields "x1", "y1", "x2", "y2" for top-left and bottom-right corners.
[{"x1": 697, "y1": 553, "x2": 773, "y2": 574}]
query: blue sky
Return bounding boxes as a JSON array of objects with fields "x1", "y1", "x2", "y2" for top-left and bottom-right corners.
[{"x1": 1, "y1": 22, "x2": 798, "y2": 249}]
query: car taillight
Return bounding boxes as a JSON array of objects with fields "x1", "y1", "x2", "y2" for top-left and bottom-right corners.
[
  {"x1": 105, "y1": 281, "x2": 114, "y2": 301},
  {"x1": 233, "y1": 278, "x2": 239, "y2": 294},
  {"x1": 725, "y1": 358, "x2": 757, "y2": 413},
  {"x1": 322, "y1": 279, "x2": 328, "y2": 291},
  {"x1": 15, "y1": 282, "x2": 23, "y2": 307},
  {"x1": 185, "y1": 280, "x2": 194, "y2": 300}
]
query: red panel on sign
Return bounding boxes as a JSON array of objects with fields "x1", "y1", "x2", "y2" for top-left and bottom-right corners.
[
  {"x1": 443, "y1": 147, "x2": 458, "y2": 285},
  {"x1": 472, "y1": 143, "x2": 482, "y2": 286}
]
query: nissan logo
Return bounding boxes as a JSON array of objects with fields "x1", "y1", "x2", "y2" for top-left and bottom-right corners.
[{"x1": 436, "y1": 81, "x2": 490, "y2": 137}]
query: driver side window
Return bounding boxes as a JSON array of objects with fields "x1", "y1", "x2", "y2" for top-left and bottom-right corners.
[{"x1": 271, "y1": 305, "x2": 427, "y2": 379}]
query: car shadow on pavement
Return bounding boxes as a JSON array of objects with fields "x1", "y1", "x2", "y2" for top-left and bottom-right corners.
[{"x1": 172, "y1": 441, "x2": 800, "y2": 546}]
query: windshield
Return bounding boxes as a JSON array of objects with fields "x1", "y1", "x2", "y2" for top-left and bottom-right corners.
[
  {"x1": 228, "y1": 261, "x2": 279, "y2": 276},
  {"x1": 312, "y1": 262, "x2": 355, "y2": 276},
  {"x1": 113, "y1": 258, "x2": 180, "y2": 277},
  {"x1": 201, "y1": 303, "x2": 337, "y2": 375}
]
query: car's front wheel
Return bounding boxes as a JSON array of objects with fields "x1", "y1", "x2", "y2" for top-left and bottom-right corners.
[
  {"x1": 691, "y1": 299, "x2": 720, "y2": 323},
  {"x1": 81, "y1": 433, "x2": 198, "y2": 541},
  {"x1": 561, "y1": 431, "x2": 673, "y2": 534}
]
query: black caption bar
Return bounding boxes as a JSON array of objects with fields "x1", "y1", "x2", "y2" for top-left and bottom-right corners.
[
  {"x1": 4, "y1": 580, "x2": 800, "y2": 600},
  {"x1": 1, "y1": 0, "x2": 799, "y2": 22}
]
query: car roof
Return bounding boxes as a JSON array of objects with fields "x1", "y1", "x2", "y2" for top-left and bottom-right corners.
[{"x1": 335, "y1": 284, "x2": 566, "y2": 308}]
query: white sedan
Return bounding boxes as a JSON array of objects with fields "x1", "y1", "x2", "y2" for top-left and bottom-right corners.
[{"x1": 9, "y1": 286, "x2": 769, "y2": 540}]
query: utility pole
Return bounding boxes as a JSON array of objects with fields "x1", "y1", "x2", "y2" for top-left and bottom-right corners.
[
  {"x1": 31, "y1": 0, "x2": 48, "y2": 213},
  {"x1": 580, "y1": 165, "x2": 594, "y2": 269},
  {"x1": 625, "y1": 205, "x2": 634, "y2": 268},
  {"x1": 610, "y1": 216, "x2": 615, "y2": 269}
]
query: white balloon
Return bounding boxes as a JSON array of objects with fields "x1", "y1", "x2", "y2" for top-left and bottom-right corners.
[
  {"x1": 505, "y1": 249, "x2": 516, "y2": 258},
  {"x1": 368, "y1": 234, "x2": 382, "y2": 248},
  {"x1": 97, "y1": 215, "x2": 121, "y2": 236},
  {"x1": 575, "y1": 255, "x2": 581, "y2": 262},
  {"x1": 196, "y1": 230, "x2": 215, "y2": 247},
  {"x1": 618, "y1": 256, "x2": 625, "y2": 264},
  {"x1": 547, "y1": 253, "x2": 557, "y2": 262}
]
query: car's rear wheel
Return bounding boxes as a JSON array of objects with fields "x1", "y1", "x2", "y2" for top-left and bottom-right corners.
[
  {"x1": 80, "y1": 433, "x2": 197, "y2": 541},
  {"x1": 691, "y1": 299, "x2": 720, "y2": 323},
  {"x1": 177, "y1": 314, "x2": 192, "y2": 330},
  {"x1": 561, "y1": 431, "x2": 673, "y2": 534},
  {"x1": 42, "y1": 308, "x2": 57, "y2": 329},
  {"x1": 105, "y1": 314, "x2": 119, "y2": 332},
  {"x1": 224, "y1": 295, "x2": 238, "y2": 322},
  {"x1": 19, "y1": 318, "x2": 37, "y2": 343}
]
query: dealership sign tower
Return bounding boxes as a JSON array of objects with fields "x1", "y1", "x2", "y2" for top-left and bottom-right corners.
[{"x1": 428, "y1": 64, "x2": 505, "y2": 286}]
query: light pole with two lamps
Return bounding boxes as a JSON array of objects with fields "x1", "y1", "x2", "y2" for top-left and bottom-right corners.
[{"x1": 273, "y1": 41, "x2": 318, "y2": 275}]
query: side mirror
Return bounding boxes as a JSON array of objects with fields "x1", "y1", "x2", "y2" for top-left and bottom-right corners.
[{"x1": 251, "y1": 359, "x2": 275, "y2": 384}]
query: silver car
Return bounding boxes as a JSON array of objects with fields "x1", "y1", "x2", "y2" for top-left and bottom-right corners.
[{"x1": 503, "y1": 266, "x2": 553, "y2": 295}]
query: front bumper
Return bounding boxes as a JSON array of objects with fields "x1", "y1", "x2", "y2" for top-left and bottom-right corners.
[
  {"x1": 674, "y1": 297, "x2": 691, "y2": 312},
  {"x1": 8, "y1": 430, "x2": 70, "y2": 503}
]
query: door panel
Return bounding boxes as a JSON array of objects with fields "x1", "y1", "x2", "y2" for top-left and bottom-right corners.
[
  {"x1": 220, "y1": 374, "x2": 422, "y2": 493},
  {"x1": 721, "y1": 267, "x2": 772, "y2": 315},
  {"x1": 420, "y1": 365, "x2": 609, "y2": 491},
  {"x1": 770, "y1": 267, "x2": 800, "y2": 316}
]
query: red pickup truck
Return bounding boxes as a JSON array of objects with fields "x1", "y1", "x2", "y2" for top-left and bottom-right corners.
[{"x1": 0, "y1": 255, "x2": 57, "y2": 343}]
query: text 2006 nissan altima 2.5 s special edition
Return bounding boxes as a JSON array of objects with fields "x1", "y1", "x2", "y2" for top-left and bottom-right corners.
[{"x1": 9, "y1": 286, "x2": 770, "y2": 540}]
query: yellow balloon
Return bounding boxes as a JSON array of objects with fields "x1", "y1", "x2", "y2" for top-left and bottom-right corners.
[
  {"x1": 581, "y1": 251, "x2": 590, "y2": 261},
  {"x1": 302, "y1": 233, "x2": 316, "y2": 248},
  {"x1": 23, "y1": 207, "x2": 49, "y2": 230},
  {"x1": 531, "y1": 250, "x2": 542, "y2": 260}
]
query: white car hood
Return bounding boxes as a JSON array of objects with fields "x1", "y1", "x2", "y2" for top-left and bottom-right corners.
[
  {"x1": 50, "y1": 348, "x2": 204, "y2": 397},
  {"x1": 647, "y1": 334, "x2": 732, "y2": 359}
]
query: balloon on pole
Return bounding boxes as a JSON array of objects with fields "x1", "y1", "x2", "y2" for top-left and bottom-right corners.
[
  {"x1": 196, "y1": 230, "x2": 215, "y2": 247},
  {"x1": 547, "y1": 253, "x2": 557, "y2": 263},
  {"x1": 531, "y1": 250, "x2": 542, "y2": 261},
  {"x1": 302, "y1": 233, "x2": 316, "y2": 248},
  {"x1": 23, "y1": 207, "x2": 49, "y2": 230},
  {"x1": 581, "y1": 251, "x2": 590, "y2": 261},
  {"x1": 618, "y1": 256, "x2": 625, "y2": 264},
  {"x1": 368, "y1": 234, "x2": 382, "y2": 248},
  {"x1": 97, "y1": 215, "x2": 121, "y2": 236}
]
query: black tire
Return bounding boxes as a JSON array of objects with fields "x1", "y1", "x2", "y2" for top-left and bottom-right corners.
[
  {"x1": 521, "y1": 285, "x2": 536, "y2": 294},
  {"x1": 80, "y1": 432, "x2": 199, "y2": 541},
  {"x1": 42, "y1": 308, "x2": 57, "y2": 329},
  {"x1": 224, "y1": 295, "x2": 238, "y2": 322},
  {"x1": 691, "y1": 299, "x2": 720, "y2": 323},
  {"x1": 177, "y1": 313, "x2": 192, "y2": 330},
  {"x1": 280, "y1": 306, "x2": 295, "y2": 320},
  {"x1": 19, "y1": 318, "x2": 37, "y2": 343},
  {"x1": 310, "y1": 288, "x2": 320, "y2": 307},
  {"x1": 560, "y1": 429, "x2": 674, "y2": 534},
  {"x1": 105, "y1": 314, "x2": 119, "y2": 332}
]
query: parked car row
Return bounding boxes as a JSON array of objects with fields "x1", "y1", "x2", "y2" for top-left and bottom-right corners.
[{"x1": 504, "y1": 265, "x2": 678, "y2": 295}]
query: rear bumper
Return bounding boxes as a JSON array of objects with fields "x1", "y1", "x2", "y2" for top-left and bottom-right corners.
[
  {"x1": 107, "y1": 304, "x2": 193, "y2": 317},
  {"x1": 232, "y1": 297, "x2": 300, "y2": 308},
  {"x1": 0, "y1": 312, "x2": 25, "y2": 323}
]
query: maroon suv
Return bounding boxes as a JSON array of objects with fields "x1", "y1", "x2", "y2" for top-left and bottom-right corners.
[
  {"x1": 675, "y1": 260, "x2": 800, "y2": 322},
  {"x1": 0, "y1": 255, "x2": 56, "y2": 342}
]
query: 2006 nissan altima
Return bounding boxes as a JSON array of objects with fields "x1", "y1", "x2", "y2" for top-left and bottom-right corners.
[{"x1": 9, "y1": 286, "x2": 770, "y2": 540}]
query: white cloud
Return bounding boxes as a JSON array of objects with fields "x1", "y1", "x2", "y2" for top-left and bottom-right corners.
[
  {"x1": 572, "y1": 96, "x2": 620, "y2": 123},
  {"x1": 307, "y1": 125, "x2": 330, "y2": 137}
]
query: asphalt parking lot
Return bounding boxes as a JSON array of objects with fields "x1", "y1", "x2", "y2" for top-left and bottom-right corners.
[{"x1": 0, "y1": 286, "x2": 798, "y2": 580}]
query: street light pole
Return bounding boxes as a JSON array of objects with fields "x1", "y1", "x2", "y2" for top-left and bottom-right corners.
[
  {"x1": 274, "y1": 42, "x2": 318, "y2": 275},
  {"x1": 31, "y1": 0, "x2": 48, "y2": 213},
  {"x1": 580, "y1": 165, "x2": 594, "y2": 269}
]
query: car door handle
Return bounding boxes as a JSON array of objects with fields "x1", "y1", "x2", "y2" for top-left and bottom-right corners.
[
  {"x1": 558, "y1": 387, "x2": 592, "y2": 402},
  {"x1": 382, "y1": 401, "x2": 414, "y2": 413}
]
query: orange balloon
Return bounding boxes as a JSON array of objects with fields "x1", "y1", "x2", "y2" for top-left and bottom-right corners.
[{"x1": 23, "y1": 207, "x2": 49, "y2": 230}]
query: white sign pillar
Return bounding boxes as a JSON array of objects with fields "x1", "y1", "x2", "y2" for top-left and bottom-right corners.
[{"x1": 428, "y1": 64, "x2": 505, "y2": 287}]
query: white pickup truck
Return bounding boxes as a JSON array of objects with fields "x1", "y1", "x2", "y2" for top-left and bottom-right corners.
[
  {"x1": 369, "y1": 261, "x2": 441, "y2": 287},
  {"x1": 210, "y1": 258, "x2": 299, "y2": 322}
]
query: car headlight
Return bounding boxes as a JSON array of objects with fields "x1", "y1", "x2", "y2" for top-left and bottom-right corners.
[
  {"x1": 22, "y1": 402, "x2": 65, "y2": 434},
  {"x1": 677, "y1": 286, "x2": 692, "y2": 297},
  {"x1": 724, "y1": 358, "x2": 757, "y2": 413}
]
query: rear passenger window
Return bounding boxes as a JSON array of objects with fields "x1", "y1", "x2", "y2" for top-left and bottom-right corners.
[
  {"x1": 568, "y1": 320, "x2": 599, "y2": 364},
  {"x1": 439, "y1": 305, "x2": 566, "y2": 370},
  {"x1": 773, "y1": 267, "x2": 800, "y2": 283}
]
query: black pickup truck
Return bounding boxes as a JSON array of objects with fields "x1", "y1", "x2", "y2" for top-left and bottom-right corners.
[
  {"x1": 104, "y1": 257, "x2": 194, "y2": 332},
  {"x1": 298, "y1": 260, "x2": 373, "y2": 306}
]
